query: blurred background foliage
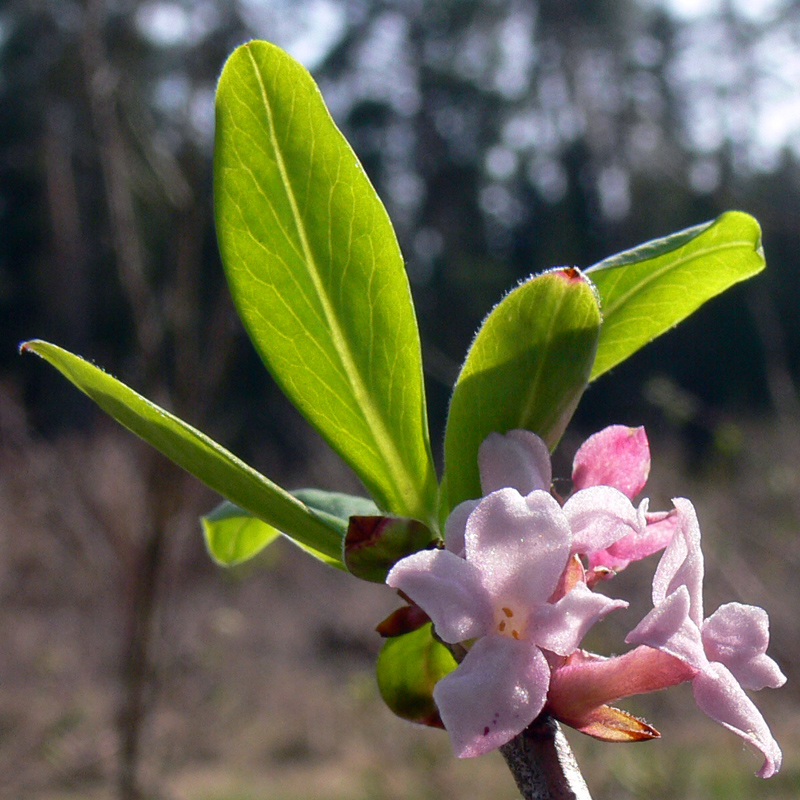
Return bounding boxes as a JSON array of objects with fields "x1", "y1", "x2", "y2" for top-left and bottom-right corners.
[
  {"x1": 5, "y1": 0, "x2": 800, "y2": 449},
  {"x1": 2, "y1": 1, "x2": 800, "y2": 799}
]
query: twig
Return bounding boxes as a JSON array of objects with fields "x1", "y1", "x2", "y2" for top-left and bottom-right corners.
[{"x1": 500, "y1": 715, "x2": 593, "y2": 800}]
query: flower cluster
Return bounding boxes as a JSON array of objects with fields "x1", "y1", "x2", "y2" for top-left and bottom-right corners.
[{"x1": 386, "y1": 426, "x2": 786, "y2": 777}]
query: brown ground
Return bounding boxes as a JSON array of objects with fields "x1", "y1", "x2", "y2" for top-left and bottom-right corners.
[{"x1": 2, "y1": 388, "x2": 799, "y2": 800}]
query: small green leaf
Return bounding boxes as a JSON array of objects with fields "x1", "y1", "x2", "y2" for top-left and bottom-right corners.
[
  {"x1": 203, "y1": 490, "x2": 379, "y2": 567},
  {"x1": 291, "y1": 488, "x2": 379, "y2": 524},
  {"x1": 376, "y1": 622, "x2": 456, "y2": 728},
  {"x1": 22, "y1": 340, "x2": 344, "y2": 564},
  {"x1": 202, "y1": 501, "x2": 282, "y2": 566},
  {"x1": 587, "y1": 210, "x2": 766, "y2": 380},
  {"x1": 442, "y1": 268, "x2": 601, "y2": 513},
  {"x1": 214, "y1": 41, "x2": 437, "y2": 525},
  {"x1": 344, "y1": 516, "x2": 437, "y2": 583}
]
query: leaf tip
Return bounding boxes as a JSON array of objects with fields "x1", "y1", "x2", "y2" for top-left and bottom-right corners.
[
  {"x1": 543, "y1": 266, "x2": 601, "y2": 310},
  {"x1": 552, "y1": 266, "x2": 584, "y2": 283}
]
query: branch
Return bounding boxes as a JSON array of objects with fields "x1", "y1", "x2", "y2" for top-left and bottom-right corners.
[{"x1": 500, "y1": 715, "x2": 593, "y2": 800}]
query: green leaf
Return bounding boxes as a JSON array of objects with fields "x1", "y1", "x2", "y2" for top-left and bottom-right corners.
[
  {"x1": 376, "y1": 622, "x2": 456, "y2": 728},
  {"x1": 442, "y1": 268, "x2": 601, "y2": 513},
  {"x1": 291, "y1": 488, "x2": 380, "y2": 524},
  {"x1": 214, "y1": 41, "x2": 437, "y2": 525},
  {"x1": 203, "y1": 490, "x2": 379, "y2": 567},
  {"x1": 202, "y1": 501, "x2": 282, "y2": 566},
  {"x1": 587, "y1": 210, "x2": 766, "y2": 380},
  {"x1": 22, "y1": 340, "x2": 344, "y2": 565}
]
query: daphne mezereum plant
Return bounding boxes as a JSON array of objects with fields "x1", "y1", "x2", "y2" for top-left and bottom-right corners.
[{"x1": 22, "y1": 41, "x2": 785, "y2": 798}]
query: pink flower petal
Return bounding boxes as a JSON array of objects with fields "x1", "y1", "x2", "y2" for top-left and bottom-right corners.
[
  {"x1": 548, "y1": 646, "x2": 695, "y2": 727},
  {"x1": 386, "y1": 549, "x2": 491, "y2": 644},
  {"x1": 563, "y1": 485, "x2": 640, "y2": 555},
  {"x1": 651, "y1": 498, "x2": 704, "y2": 625},
  {"x1": 433, "y1": 635, "x2": 550, "y2": 757},
  {"x1": 693, "y1": 662, "x2": 783, "y2": 778},
  {"x1": 444, "y1": 499, "x2": 478, "y2": 557},
  {"x1": 465, "y1": 488, "x2": 571, "y2": 608},
  {"x1": 478, "y1": 429, "x2": 552, "y2": 496},
  {"x1": 571, "y1": 425, "x2": 650, "y2": 499},
  {"x1": 702, "y1": 603, "x2": 787, "y2": 690},
  {"x1": 530, "y1": 582, "x2": 627, "y2": 656},
  {"x1": 644, "y1": 506, "x2": 680, "y2": 532},
  {"x1": 625, "y1": 586, "x2": 708, "y2": 672},
  {"x1": 587, "y1": 501, "x2": 678, "y2": 571}
]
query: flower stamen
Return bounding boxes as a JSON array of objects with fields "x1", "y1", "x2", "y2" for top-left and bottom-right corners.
[{"x1": 495, "y1": 605, "x2": 523, "y2": 639}]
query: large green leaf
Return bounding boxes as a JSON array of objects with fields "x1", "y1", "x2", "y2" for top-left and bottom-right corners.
[
  {"x1": 442, "y1": 268, "x2": 601, "y2": 513},
  {"x1": 376, "y1": 623, "x2": 456, "y2": 728},
  {"x1": 214, "y1": 41, "x2": 437, "y2": 525},
  {"x1": 203, "y1": 490, "x2": 379, "y2": 567},
  {"x1": 22, "y1": 340, "x2": 344, "y2": 564},
  {"x1": 587, "y1": 210, "x2": 765, "y2": 380}
]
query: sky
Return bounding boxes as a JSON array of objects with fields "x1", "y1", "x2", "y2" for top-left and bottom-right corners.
[{"x1": 131, "y1": 0, "x2": 800, "y2": 176}]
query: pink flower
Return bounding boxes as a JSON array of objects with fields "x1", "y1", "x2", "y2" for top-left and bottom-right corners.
[
  {"x1": 626, "y1": 498, "x2": 786, "y2": 777},
  {"x1": 572, "y1": 425, "x2": 678, "y2": 572},
  {"x1": 386, "y1": 430, "x2": 632, "y2": 757},
  {"x1": 449, "y1": 428, "x2": 644, "y2": 563},
  {"x1": 384, "y1": 428, "x2": 786, "y2": 772},
  {"x1": 545, "y1": 645, "x2": 694, "y2": 740}
]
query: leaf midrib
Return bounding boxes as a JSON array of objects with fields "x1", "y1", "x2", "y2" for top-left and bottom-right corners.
[
  {"x1": 247, "y1": 48, "x2": 421, "y2": 515},
  {"x1": 595, "y1": 239, "x2": 752, "y2": 320},
  {"x1": 516, "y1": 284, "x2": 569, "y2": 429}
]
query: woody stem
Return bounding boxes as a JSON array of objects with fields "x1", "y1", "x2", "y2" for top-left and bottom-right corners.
[{"x1": 500, "y1": 714, "x2": 593, "y2": 800}]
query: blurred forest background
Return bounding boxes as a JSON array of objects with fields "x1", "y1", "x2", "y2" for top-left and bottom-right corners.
[{"x1": 2, "y1": 0, "x2": 800, "y2": 798}]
